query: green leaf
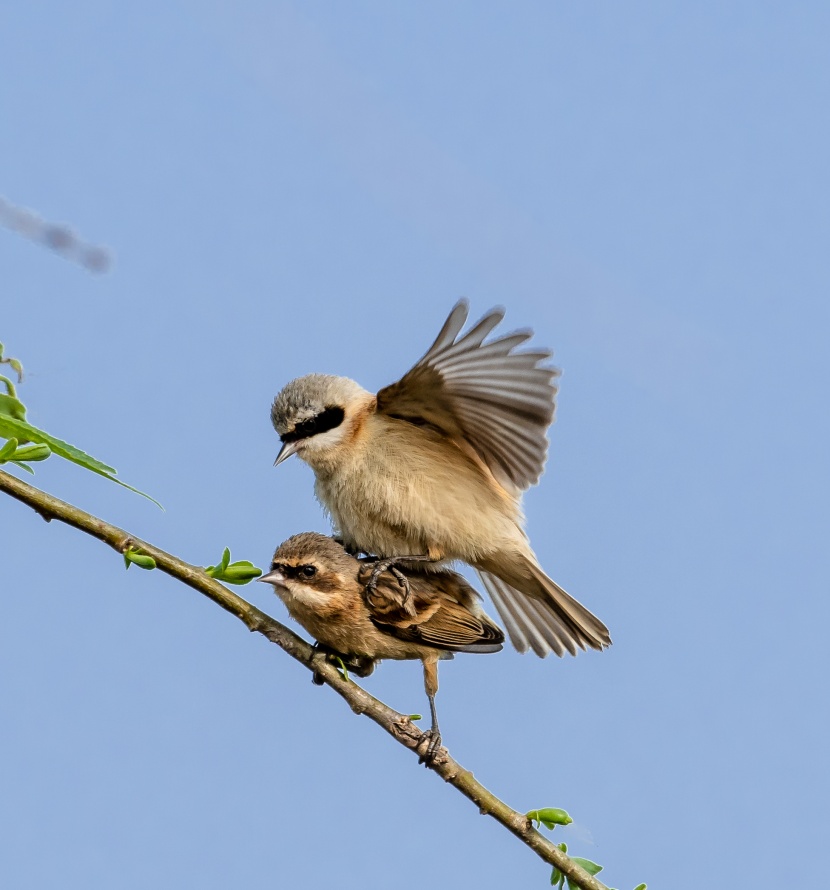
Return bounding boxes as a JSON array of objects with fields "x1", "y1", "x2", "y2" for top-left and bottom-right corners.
[
  {"x1": 570, "y1": 857, "x2": 603, "y2": 877},
  {"x1": 0, "y1": 438, "x2": 18, "y2": 461},
  {"x1": 10, "y1": 460, "x2": 35, "y2": 474},
  {"x1": 407, "y1": 714, "x2": 423, "y2": 721},
  {"x1": 633, "y1": 884, "x2": 647, "y2": 890},
  {"x1": 0, "y1": 415, "x2": 115, "y2": 471},
  {"x1": 123, "y1": 550, "x2": 157, "y2": 570},
  {"x1": 0, "y1": 414, "x2": 161, "y2": 507},
  {"x1": 550, "y1": 867, "x2": 564, "y2": 887},
  {"x1": 0, "y1": 344, "x2": 24, "y2": 383},
  {"x1": 219, "y1": 547, "x2": 231, "y2": 572},
  {"x1": 0, "y1": 392, "x2": 27, "y2": 420},
  {"x1": 333, "y1": 655, "x2": 350, "y2": 682}
]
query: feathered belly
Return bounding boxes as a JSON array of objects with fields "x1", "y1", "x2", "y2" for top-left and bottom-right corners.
[{"x1": 314, "y1": 441, "x2": 521, "y2": 561}]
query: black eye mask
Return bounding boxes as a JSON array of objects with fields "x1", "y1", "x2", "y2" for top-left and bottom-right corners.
[
  {"x1": 271, "y1": 563, "x2": 318, "y2": 580},
  {"x1": 280, "y1": 406, "x2": 345, "y2": 443}
]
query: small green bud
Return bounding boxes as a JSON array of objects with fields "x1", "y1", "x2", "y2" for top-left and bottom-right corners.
[
  {"x1": 12, "y1": 443, "x2": 51, "y2": 462},
  {"x1": 222, "y1": 564, "x2": 262, "y2": 582},
  {"x1": 124, "y1": 550, "x2": 157, "y2": 570},
  {"x1": 204, "y1": 548, "x2": 262, "y2": 584},
  {"x1": 526, "y1": 807, "x2": 572, "y2": 830}
]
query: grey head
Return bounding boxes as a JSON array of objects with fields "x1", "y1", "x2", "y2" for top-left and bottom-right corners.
[{"x1": 270, "y1": 373, "x2": 372, "y2": 466}]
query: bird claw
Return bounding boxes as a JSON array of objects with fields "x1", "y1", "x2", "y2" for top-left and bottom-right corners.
[
  {"x1": 388, "y1": 566, "x2": 416, "y2": 616},
  {"x1": 309, "y1": 642, "x2": 327, "y2": 685},
  {"x1": 417, "y1": 729, "x2": 443, "y2": 767},
  {"x1": 365, "y1": 556, "x2": 428, "y2": 617},
  {"x1": 309, "y1": 641, "x2": 376, "y2": 682}
]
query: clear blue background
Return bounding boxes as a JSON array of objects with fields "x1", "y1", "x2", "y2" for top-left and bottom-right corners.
[{"x1": 2, "y1": 4, "x2": 828, "y2": 888}]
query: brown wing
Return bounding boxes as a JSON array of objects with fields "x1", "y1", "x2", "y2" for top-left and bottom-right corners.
[
  {"x1": 376, "y1": 300, "x2": 559, "y2": 492},
  {"x1": 358, "y1": 565, "x2": 504, "y2": 654}
]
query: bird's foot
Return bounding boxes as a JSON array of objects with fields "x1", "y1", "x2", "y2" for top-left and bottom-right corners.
[
  {"x1": 388, "y1": 566, "x2": 416, "y2": 616},
  {"x1": 309, "y1": 642, "x2": 375, "y2": 684},
  {"x1": 337, "y1": 653, "x2": 375, "y2": 679},
  {"x1": 365, "y1": 554, "x2": 434, "y2": 617},
  {"x1": 310, "y1": 641, "x2": 327, "y2": 685},
  {"x1": 417, "y1": 728, "x2": 443, "y2": 767},
  {"x1": 309, "y1": 643, "x2": 324, "y2": 686}
]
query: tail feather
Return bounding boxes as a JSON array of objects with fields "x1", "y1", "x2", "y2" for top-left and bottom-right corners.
[
  {"x1": 479, "y1": 572, "x2": 574, "y2": 657},
  {"x1": 478, "y1": 560, "x2": 611, "y2": 658},
  {"x1": 524, "y1": 593, "x2": 581, "y2": 656},
  {"x1": 479, "y1": 572, "x2": 544, "y2": 655},
  {"x1": 528, "y1": 562, "x2": 611, "y2": 651}
]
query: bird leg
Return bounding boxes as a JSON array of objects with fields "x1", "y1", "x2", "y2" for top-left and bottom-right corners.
[
  {"x1": 418, "y1": 660, "x2": 443, "y2": 766},
  {"x1": 365, "y1": 554, "x2": 436, "y2": 617}
]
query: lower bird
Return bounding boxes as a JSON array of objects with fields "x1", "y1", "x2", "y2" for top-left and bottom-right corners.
[{"x1": 258, "y1": 532, "x2": 504, "y2": 764}]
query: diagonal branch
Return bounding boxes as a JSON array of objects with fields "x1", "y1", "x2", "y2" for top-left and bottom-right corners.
[{"x1": 0, "y1": 468, "x2": 609, "y2": 890}]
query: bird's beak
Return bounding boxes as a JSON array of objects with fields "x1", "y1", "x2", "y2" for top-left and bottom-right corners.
[
  {"x1": 258, "y1": 569, "x2": 286, "y2": 587},
  {"x1": 274, "y1": 440, "x2": 299, "y2": 467}
]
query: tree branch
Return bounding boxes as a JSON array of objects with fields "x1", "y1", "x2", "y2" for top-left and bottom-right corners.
[{"x1": 0, "y1": 468, "x2": 609, "y2": 890}]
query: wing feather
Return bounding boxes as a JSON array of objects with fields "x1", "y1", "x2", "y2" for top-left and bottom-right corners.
[
  {"x1": 377, "y1": 300, "x2": 560, "y2": 490},
  {"x1": 360, "y1": 565, "x2": 504, "y2": 653},
  {"x1": 436, "y1": 334, "x2": 534, "y2": 367},
  {"x1": 421, "y1": 301, "x2": 472, "y2": 357}
]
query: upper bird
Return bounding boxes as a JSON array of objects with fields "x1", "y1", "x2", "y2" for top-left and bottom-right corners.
[{"x1": 270, "y1": 300, "x2": 611, "y2": 658}]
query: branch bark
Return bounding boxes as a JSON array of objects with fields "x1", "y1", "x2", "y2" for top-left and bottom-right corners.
[{"x1": 1, "y1": 468, "x2": 609, "y2": 890}]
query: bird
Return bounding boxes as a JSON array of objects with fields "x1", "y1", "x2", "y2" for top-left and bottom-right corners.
[
  {"x1": 258, "y1": 531, "x2": 504, "y2": 763},
  {"x1": 270, "y1": 300, "x2": 611, "y2": 658}
]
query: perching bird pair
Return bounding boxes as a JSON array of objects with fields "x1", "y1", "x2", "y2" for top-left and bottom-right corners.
[{"x1": 259, "y1": 301, "x2": 610, "y2": 762}]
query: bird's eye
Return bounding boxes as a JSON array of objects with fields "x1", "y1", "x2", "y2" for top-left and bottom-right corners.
[{"x1": 300, "y1": 565, "x2": 317, "y2": 578}]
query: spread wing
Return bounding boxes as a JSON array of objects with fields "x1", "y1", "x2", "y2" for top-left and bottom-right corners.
[
  {"x1": 358, "y1": 565, "x2": 504, "y2": 654},
  {"x1": 376, "y1": 300, "x2": 559, "y2": 492}
]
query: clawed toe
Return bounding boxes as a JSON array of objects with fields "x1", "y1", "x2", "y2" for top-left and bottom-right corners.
[
  {"x1": 418, "y1": 729, "x2": 443, "y2": 766},
  {"x1": 365, "y1": 556, "x2": 430, "y2": 617}
]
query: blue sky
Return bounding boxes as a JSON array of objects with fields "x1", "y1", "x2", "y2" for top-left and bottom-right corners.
[{"x1": 2, "y1": 3, "x2": 828, "y2": 888}]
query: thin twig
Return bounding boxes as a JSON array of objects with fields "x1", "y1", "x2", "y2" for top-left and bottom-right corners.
[{"x1": 0, "y1": 468, "x2": 609, "y2": 890}]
